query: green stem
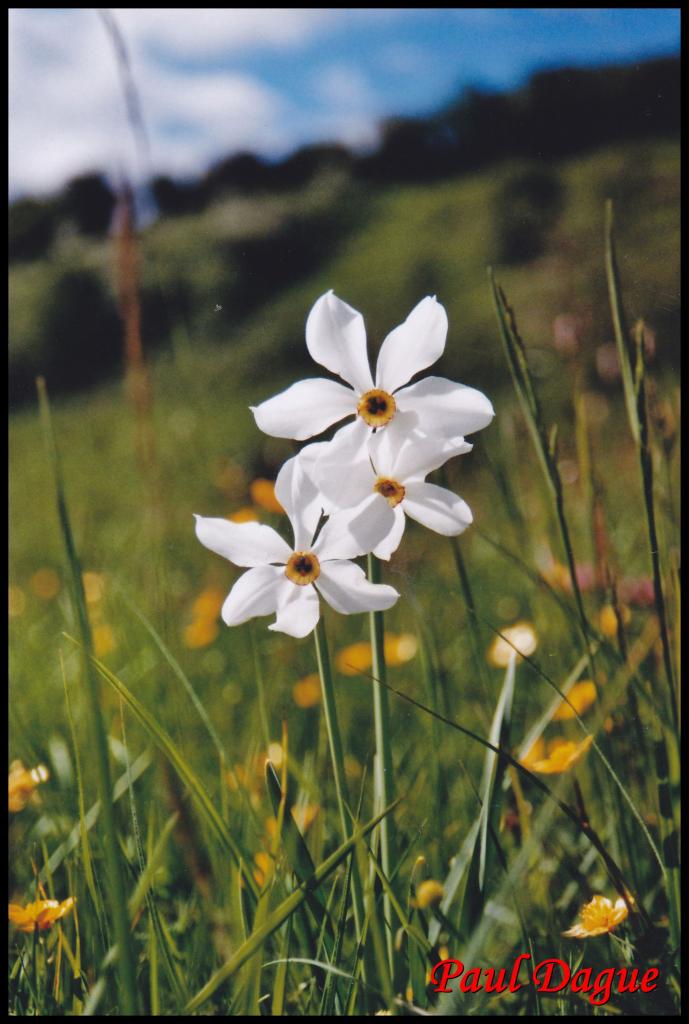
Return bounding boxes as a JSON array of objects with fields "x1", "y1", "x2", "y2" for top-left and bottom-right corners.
[
  {"x1": 367, "y1": 553, "x2": 395, "y2": 977},
  {"x1": 313, "y1": 618, "x2": 367, "y2": 964}
]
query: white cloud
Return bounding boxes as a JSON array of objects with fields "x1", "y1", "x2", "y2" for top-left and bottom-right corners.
[
  {"x1": 113, "y1": 8, "x2": 337, "y2": 58},
  {"x1": 316, "y1": 64, "x2": 377, "y2": 110},
  {"x1": 8, "y1": 8, "x2": 292, "y2": 194}
]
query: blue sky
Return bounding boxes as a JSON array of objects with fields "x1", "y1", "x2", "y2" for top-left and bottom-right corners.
[{"x1": 9, "y1": 8, "x2": 680, "y2": 197}]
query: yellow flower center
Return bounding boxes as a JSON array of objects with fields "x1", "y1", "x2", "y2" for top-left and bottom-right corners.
[
  {"x1": 357, "y1": 389, "x2": 396, "y2": 427},
  {"x1": 285, "y1": 551, "x2": 320, "y2": 586},
  {"x1": 374, "y1": 477, "x2": 405, "y2": 508}
]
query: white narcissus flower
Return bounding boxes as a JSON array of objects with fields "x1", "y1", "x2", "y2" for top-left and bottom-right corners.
[
  {"x1": 315, "y1": 428, "x2": 474, "y2": 560},
  {"x1": 251, "y1": 291, "x2": 494, "y2": 457},
  {"x1": 194, "y1": 447, "x2": 399, "y2": 639}
]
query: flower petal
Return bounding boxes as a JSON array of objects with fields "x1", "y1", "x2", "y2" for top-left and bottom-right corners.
[
  {"x1": 268, "y1": 582, "x2": 320, "y2": 638},
  {"x1": 221, "y1": 564, "x2": 286, "y2": 626},
  {"x1": 306, "y1": 291, "x2": 374, "y2": 394},
  {"x1": 194, "y1": 515, "x2": 291, "y2": 567},
  {"x1": 313, "y1": 492, "x2": 395, "y2": 561},
  {"x1": 315, "y1": 559, "x2": 399, "y2": 614},
  {"x1": 274, "y1": 443, "x2": 328, "y2": 549},
  {"x1": 375, "y1": 296, "x2": 448, "y2": 394},
  {"x1": 403, "y1": 481, "x2": 473, "y2": 535},
  {"x1": 395, "y1": 376, "x2": 494, "y2": 438},
  {"x1": 251, "y1": 378, "x2": 355, "y2": 441},
  {"x1": 373, "y1": 504, "x2": 406, "y2": 561},
  {"x1": 371, "y1": 427, "x2": 472, "y2": 482},
  {"x1": 313, "y1": 419, "x2": 375, "y2": 512}
]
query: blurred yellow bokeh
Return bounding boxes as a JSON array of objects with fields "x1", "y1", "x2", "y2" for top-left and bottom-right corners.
[
  {"x1": 553, "y1": 680, "x2": 597, "y2": 720},
  {"x1": 249, "y1": 478, "x2": 284, "y2": 514}
]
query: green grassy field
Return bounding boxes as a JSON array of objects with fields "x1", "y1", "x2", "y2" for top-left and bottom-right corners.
[{"x1": 8, "y1": 140, "x2": 680, "y2": 1015}]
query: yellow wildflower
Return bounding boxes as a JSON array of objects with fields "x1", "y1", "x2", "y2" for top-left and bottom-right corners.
[
  {"x1": 563, "y1": 895, "x2": 629, "y2": 938},
  {"x1": 520, "y1": 737, "x2": 546, "y2": 770},
  {"x1": 253, "y1": 850, "x2": 274, "y2": 887},
  {"x1": 183, "y1": 617, "x2": 219, "y2": 649},
  {"x1": 414, "y1": 879, "x2": 444, "y2": 910},
  {"x1": 292, "y1": 673, "x2": 321, "y2": 708},
  {"x1": 8, "y1": 896, "x2": 75, "y2": 932},
  {"x1": 523, "y1": 735, "x2": 594, "y2": 774},
  {"x1": 228, "y1": 506, "x2": 259, "y2": 523},
  {"x1": 249, "y1": 478, "x2": 284, "y2": 514},
  {"x1": 384, "y1": 632, "x2": 418, "y2": 665},
  {"x1": 599, "y1": 604, "x2": 631, "y2": 639},
  {"x1": 336, "y1": 633, "x2": 418, "y2": 675},
  {"x1": 487, "y1": 621, "x2": 537, "y2": 667},
  {"x1": 93, "y1": 624, "x2": 117, "y2": 658},
  {"x1": 192, "y1": 587, "x2": 225, "y2": 621},
  {"x1": 335, "y1": 641, "x2": 372, "y2": 676},
  {"x1": 29, "y1": 569, "x2": 61, "y2": 601},
  {"x1": 553, "y1": 681, "x2": 597, "y2": 721},
  {"x1": 8, "y1": 761, "x2": 49, "y2": 813}
]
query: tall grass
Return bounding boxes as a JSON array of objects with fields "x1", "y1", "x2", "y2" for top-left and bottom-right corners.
[{"x1": 8, "y1": 204, "x2": 679, "y2": 1015}]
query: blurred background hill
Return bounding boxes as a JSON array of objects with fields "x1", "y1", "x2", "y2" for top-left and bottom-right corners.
[{"x1": 9, "y1": 55, "x2": 680, "y2": 409}]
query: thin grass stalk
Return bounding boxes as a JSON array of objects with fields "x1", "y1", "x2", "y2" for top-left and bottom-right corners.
[
  {"x1": 446, "y1": 529, "x2": 493, "y2": 711},
  {"x1": 37, "y1": 379, "x2": 139, "y2": 1014},
  {"x1": 366, "y1": 553, "x2": 396, "y2": 977},
  {"x1": 313, "y1": 618, "x2": 366, "y2": 961},
  {"x1": 489, "y1": 271, "x2": 596, "y2": 681},
  {"x1": 633, "y1": 323, "x2": 679, "y2": 731},
  {"x1": 653, "y1": 734, "x2": 680, "y2": 959},
  {"x1": 604, "y1": 199, "x2": 639, "y2": 444},
  {"x1": 604, "y1": 204, "x2": 678, "y2": 730}
]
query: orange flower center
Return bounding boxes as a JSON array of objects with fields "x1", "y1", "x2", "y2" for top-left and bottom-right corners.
[
  {"x1": 357, "y1": 389, "x2": 396, "y2": 427},
  {"x1": 285, "y1": 551, "x2": 320, "y2": 586},
  {"x1": 374, "y1": 477, "x2": 405, "y2": 508}
]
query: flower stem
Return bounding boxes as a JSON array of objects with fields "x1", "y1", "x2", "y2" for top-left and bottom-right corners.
[
  {"x1": 313, "y1": 617, "x2": 366, "y2": 955},
  {"x1": 367, "y1": 553, "x2": 395, "y2": 978}
]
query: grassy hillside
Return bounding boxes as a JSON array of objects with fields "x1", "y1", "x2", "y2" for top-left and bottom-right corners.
[{"x1": 8, "y1": 139, "x2": 680, "y2": 1015}]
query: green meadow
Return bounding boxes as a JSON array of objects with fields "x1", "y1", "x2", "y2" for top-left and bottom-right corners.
[{"x1": 9, "y1": 139, "x2": 680, "y2": 1014}]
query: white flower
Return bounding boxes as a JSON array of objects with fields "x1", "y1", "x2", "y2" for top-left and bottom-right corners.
[
  {"x1": 315, "y1": 428, "x2": 474, "y2": 560},
  {"x1": 250, "y1": 291, "x2": 494, "y2": 457},
  {"x1": 194, "y1": 447, "x2": 399, "y2": 638}
]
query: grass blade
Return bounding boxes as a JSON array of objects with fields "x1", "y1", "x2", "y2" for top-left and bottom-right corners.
[
  {"x1": 38, "y1": 378, "x2": 139, "y2": 1014},
  {"x1": 185, "y1": 798, "x2": 401, "y2": 1012},
  {"x1": 63, "y1": 634, "x2": 259, "y2": 899}
]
